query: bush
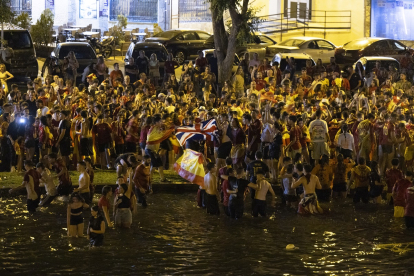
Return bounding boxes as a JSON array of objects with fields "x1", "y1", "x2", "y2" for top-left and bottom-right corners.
[
  {"x1": 13, "y1": 12, "x2": 31, "y2": 30},
  {"x1": 110, "y1": 14, "x2": 127, "y2": 45},
  {"x1": 31, "y1": 9, "x2": 54, "y2": 46}
]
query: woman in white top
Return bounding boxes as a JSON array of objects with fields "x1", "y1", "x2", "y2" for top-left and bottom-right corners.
[
  {"x1": 336, "y1": 124, "x2": 355, "y2": 159},
  {"x1": 36, "y1": 163, "x2": 58, "y2": 207},
  {"x1": 0, "y1": 63, "x2": 13, "y2": 93},
  {"x1": 149, "y1": 53, "x2": 160, "y2": 87}
]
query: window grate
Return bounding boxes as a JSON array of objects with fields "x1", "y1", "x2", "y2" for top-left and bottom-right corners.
[
  {"x1": 109, "y1": 0, "x2": 158, "y2": 23},
  {"x1": 179, "y1": 0, "x2": 211, "y2": 23},
  {"x1": 11, "y1": 0, "x2": 31, "y2": 16}
]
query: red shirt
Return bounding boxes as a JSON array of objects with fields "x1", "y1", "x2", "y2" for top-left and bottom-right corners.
[
  {"x1": 255, "y1": 79, "x2": 266, "y2": 91},
  {"x1": 125, "y1": 118, "x2": 139, "y2": 143},
  {"x1": 139, "y1": 125, "x2": 151, "y2": 144},
  {"x1": 289, "y1": 125, "x2": 302, "y2": 151},
  {"x1": 54, "y1": 158, "x2": 71, "y2": 186},
  {"x1": 393, "y1": 178, "x2": 412, "y2": 207},
  {"x1": 222, "y1": 179, "x2": 230, "y2": 206},
  {"x1": 405, "y1": 188, "x2": 414, "y2": 217},
  {"x1": 218, "y1": 166, "x2": 229, "y2": 191},
  {"x1": 24, "y1": 168, "x2": 42, "y2": 197},
  {"x1": 164, "y1": 61, "x2": 179, "y2": 74},
  {"x1": 92, "y1": 122, "x2": 112, "y2": 145},
  {"x1": 385, "y1": 168, "x2": 404, "y2": 193},
  {"x1": 247, "y1": 119, "x2": 262, "y2": 152},
  {"x1": 133, "y1": 163, "x2": 150, "y2": 190},
  {"x1": 111, "y1": 121, "x2": 125, "y2": 144},
  {"x1": 98, "y1": 196, "x2": 109, "y2": 210}
]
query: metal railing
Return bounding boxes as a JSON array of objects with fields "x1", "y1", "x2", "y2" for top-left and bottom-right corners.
[{"x1": 256, "y1": 9, "x2": 351, "y2": 41}]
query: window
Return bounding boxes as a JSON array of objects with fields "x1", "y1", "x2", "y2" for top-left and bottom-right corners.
[
  {"x1": 79, "y1": 0, "x2": 97, "y2": 19},
  {"x1": 258, "y1": 36, "x2": 275, "y2": 46},
  {"x1": 132, "y1": 47, "x2": 167, "y2": 62},
  {"x1": 196, "y1": 32, "x2": 211, "y2": 40},
  {"x1": 372, "y1": 40, "x2": 390, "y2": 53},
  {"x1": 316, "y1": 40, "x2": 334, "y2": 50},
  {"x1": 2, "y1": 31, "x2": 32, "y2": 49},
  {"x1": 278, "y1": 39, "x2": 305, "y2": 47},
  {"x1": 59, "y1": 46, "x2": 96, "y2": 59},
  {"x1": 11, "y1": 0, "x2": 31, "y2": 15},
  {"x1": 179, "y1": 0, "x2": 212, "y2": 22},
  {"x1": 110, "y1": 0, "x2": 157, "y2": 23},
  {"x1": 307, "y1": 41, "x2": 318, "y2": 49},
  {"x1": 182, "y1": 32, "x2": 197, "y2": 40},
  {"x1": 390, "y1": 40, "x2": 406, "y2": 51}
]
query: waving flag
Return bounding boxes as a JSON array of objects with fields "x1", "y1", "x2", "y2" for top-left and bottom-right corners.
[
  {"x1": 175, "y1": 119, "x2": 218, "y2": 146},
  {"x1": 146, "y1": 126, "x2": 175, "y2": 145},
  {"x1": 174, "y1": 149, "x2": 206, "y2": 186}
]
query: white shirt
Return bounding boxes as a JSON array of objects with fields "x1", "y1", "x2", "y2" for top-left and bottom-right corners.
[
  {"x1": 36, "y1": 106, "x2": 49, "y2": 118},
  {"x1": 337, "y1": 132, "x2": 354, "y2": 151},
  {"x1": 40, "y1": 168, "x2": 57, "y2": 196}
]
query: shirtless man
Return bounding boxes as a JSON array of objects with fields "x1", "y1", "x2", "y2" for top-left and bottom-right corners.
[
  {"x1": 247, "y1": 170, "x2": 276, "y2": 217},
  {"x1": 204, "y1": 162, "x2": 221, "y2": 215},
  {"x1": 77, "y1": 110, "x2": 93, "y2": 160},
  {"x1": 291, "y1": 164, "x2": 323, "y2": 214},
  {"x1": 74, "y1": 161, "x2": 91, "y2": 204}
]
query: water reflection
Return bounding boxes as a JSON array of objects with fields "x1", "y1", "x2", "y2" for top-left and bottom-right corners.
[{"x1": 0, "y1": 194, "x2": 413, "y2": 275}]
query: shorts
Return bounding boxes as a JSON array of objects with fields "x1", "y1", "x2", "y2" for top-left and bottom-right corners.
[
  {"x1": 115, "y1": 144, "x2": 125, "y2": 155},
  {"x1": 205, "y1": 194, "x2": 220, "y2": 215},
  {"x1": 311, "y1": 142, "x2": 329, "y2": 160},
  {"x1": 97, "y1": 143, "x2": 110, "y2": 153},
  {"x1": 333, "y1": 182, "x2": 347, "y2": 193},
  {"x1": 394, "y1": 206, "x2": 405, "y2": 217},
  {"x1": 405, "y1": 216, "x2": 414, "y2": 228},
  {"x1": 262, "y1": 144, "x2": 271, "y2": 160},
  {"x1": 60, "y1": 137, "x2": 71, "y2": 157},
  {"x1": 79, "y1": 137, "x2": 93, "y2": 156},
  {"x1": 115, "y1": 208, "x2": 132, "y2": 225},
  {"x1": 339, "y1": 148, "x2": 353, "y2": 159},
  {"x1": 70, "y1": 214, "x2": 83, "y2": 225},
  {"x1": 89, "y1": 234, "x2": 104, "y2": 247},
  {"x1": 283, "y1": 194, "x2": 298, "y2": 203},
  {"x1": 125, "y1": 141, "x2": 137, "y2": 153},
  {"x1": 380, "y1": 144, "x2": 393, "y2": 154},
  {"x1": 252, "y1": 199, "x2": 267, "y2": 217},
  {"x1": 353, "y1": 186, "x2": 369, "y2": 203},
  {"x1": 316, "y1": 188, "x2": 331, "y2": 202},
  {"x1": 288, "y1": 148, "x2": 302, "y2": 160},
  {"x1": 145, "y1": 148, "x2": 163, "y2": 168},
  {"x1": 370, "y1": 185, "x2": 383, "y2": 198},
  {"x1": 27, "y1": 198, "x2": 40, "y2": 213},
  {"x1": 217, "y1": 141, "x2": 232, "y2": 159},
  {"x1": 139, "y1": 142, "x2": 146, "y2": 152}
]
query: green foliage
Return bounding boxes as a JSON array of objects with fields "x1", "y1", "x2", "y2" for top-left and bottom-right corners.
[
  {"x1": 117, "y1": 14, "x2": 128, "y2": 29},
  {"x1": 111, "y1": 14, "x2": 128, "y2": 45},
  {"x1": 30, "y1": 9, "x2": 54, "y2": 46},
  {"x1": 226, "y1": 6, "x2": 261, "y2": 46},
  {"x1": 0, "y1": 0, "x2": 15, "y2": 24},
  {"x1": 153, "y1": 23, "x2": 163, "y2": 36},
  {"x1": 12, "y1": 12, "x2": 31, "y2": 30}
]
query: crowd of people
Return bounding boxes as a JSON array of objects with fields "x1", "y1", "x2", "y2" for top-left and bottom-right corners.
[{"x1": 4, "y1": 47, "x2": 414, "y2": 246}]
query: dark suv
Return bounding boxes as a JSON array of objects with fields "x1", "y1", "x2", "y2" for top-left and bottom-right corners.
[
  {"x1": 42, "y1": 42, "x2": 98, "y2": 78},
  {"x1": 145, "y1": 29, "x2": 211, "y2": 64},
  {"x1": 124, "y1": 42, "x2": 169, "y2": 76},
  {"x1": 0, "y1": 23, "x2": 38, "y2": 80}
]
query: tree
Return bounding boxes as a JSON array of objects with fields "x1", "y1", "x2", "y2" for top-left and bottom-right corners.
[
  {"x1": 0, "y1": 0, "x2": 15, "y2": 49},
  {"x1": 111, "y1": 14, "x2": 128, "y2": 45},
  {"x1": 208, "y1": 0, "x2": 259, "y2": 84},
  {"x1": 31, "y1": 9, "x2": 54, "y2": 46},
  {"x1": 13, "y1": 12, "x2": 31, "y2": 30}
]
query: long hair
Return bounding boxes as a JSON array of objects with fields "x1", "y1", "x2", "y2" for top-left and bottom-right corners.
[{"x1": 69, "y1": 192, "x2": 85, "y2": 204}]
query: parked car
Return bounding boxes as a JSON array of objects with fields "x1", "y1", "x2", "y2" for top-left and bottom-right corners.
[
  {"x1": 202, "y1": 34, "x2": 277, "y2": 60},
  {"x1": 353, "y1": 56, "x2": 400, "y2": 75},
  {"x1": 0, "y1": 23, "x2": 38, "y2": 80},
  {"x1": 335, "y1": 37, "x2": 413, "y2": 65},
  {"x1": 124, "y1": 42, "x2": 169, "y2": 76},
  {"x1": 270, "y1": 52, "x2": 315, "y2": 77},
  {"x1": 202, "y1": 49, "x2": 240, "y2": 73},
  {"x1": 145, "y1": 29, "x2": 211, "y2": 64},
  {"x1": 266, "y1": 37, "x2": 336, "y2": 64},
  {"x1": 42, "y1": 42, "x2": 98, "y2": 78}
]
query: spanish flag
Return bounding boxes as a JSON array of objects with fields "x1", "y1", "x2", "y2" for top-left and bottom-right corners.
[
  {"x1": 170, "y1": 135, "x2": 181, "y2": 154},
  {"x1": 146, "y1": 126, "x2": 175, "y2": 145},
  {"x1": 174, "y1": 149, "x2": 205, "y2": 187}
]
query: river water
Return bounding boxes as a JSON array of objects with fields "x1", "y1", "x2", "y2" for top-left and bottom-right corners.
[{"x1": 1, "y1": 193, "x2": 413, "y2": 275}]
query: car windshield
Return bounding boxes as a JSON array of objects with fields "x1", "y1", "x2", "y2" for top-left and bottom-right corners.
[
  {"x1": 153, "y1": 31, "x2": 180, "y2": 39},
  {"x1": 1, "y1": 31, "x2": 32, "y2": 49},
  {"x1": 343, "y1": 39, "x2": 373, "y2": 50},
  {"x1": 59, "y1": 45, "x2": 96, "y2": 59},
  {"x1": 132, "y1": 48, "x2": 167, "y2": 62},
  {"x1": 278, "y1": 39, "x2": 304, "y2": 46},
  {"x1": 279, "y1": 58, "x2": 314, "y2": 72},
  {"x1": 366, "y1": 60, "x2": 399, "y2": 74}
]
